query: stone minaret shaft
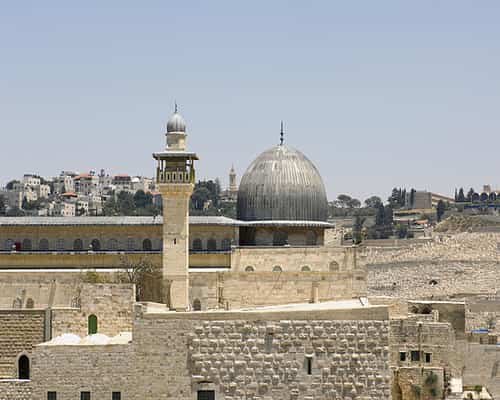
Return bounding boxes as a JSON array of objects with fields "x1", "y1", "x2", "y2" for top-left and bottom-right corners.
[{"x1": 153, "y1": 107, "x2": 197, "y2": 311}]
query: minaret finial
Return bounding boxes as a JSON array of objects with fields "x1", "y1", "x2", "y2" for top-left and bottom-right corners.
[
  {"x1": 174, "y1": 101, "x2": 178, "y2": 113},
  {"x1": 280, "y1": 120, "x2": 284, "y2": 145}
]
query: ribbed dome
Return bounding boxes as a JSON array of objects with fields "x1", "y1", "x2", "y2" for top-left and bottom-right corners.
[
  {"x1": 237, "y1": 145, "x2": 328, "y2": 221},
  {"x1": 166, "y1": 111, "x2": 186, "y2": 133}
]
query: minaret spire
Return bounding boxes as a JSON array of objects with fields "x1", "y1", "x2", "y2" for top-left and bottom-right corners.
[{"x1": 280, "y1": 120, "x2": 284, "y2": 146}]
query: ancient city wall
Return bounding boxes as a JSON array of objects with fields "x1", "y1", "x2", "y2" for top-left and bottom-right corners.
[
  {"x1": 0, "y1": 380, "x2": 31, "y2": 400},
  {"x1": 0, "y1": 310, "x2": 46, "y2": 378},
  {"x1": 463, "y1": 343, "x2": 500, "y2": 399}
]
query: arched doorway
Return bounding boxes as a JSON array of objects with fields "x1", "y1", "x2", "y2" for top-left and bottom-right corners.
[
  {"x1": 88, "y1": 314, "x2": 98, "y2": 335},
  {"x1": 18, "y1": 355, "x2": 30, "y2": 379}
]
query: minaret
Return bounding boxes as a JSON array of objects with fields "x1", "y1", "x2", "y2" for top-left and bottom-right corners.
[
  {"x1": 153, "y1": 105, "x2": 198, "y2": 311},
  {"x1": 229, "y1": 165, "x2": 237, "y2": 194}
]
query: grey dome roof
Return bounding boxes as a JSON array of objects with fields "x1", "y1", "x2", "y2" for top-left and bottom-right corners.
[
  {"x1": 166, "y1": 111, "x2": 186, "y2": 133},
  {"x1": 237, "y1": 145, "x2": 328, "y2": 222}
]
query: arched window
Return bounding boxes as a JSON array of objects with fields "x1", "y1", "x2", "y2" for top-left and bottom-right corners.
[
  {"x1": 39, "y1": 239, "x2": 49, "y2": 251},
  {"x1": 306, "y1": 231, "x2": 317, "y2": 246},
  {"x1": 18, "y1": 355, "x2": 30, "y2": 379},
  {"x1": 489, "y1": 192, "x2": 497, "y2": 202},
  {"x1": 91, "y1": 239, "x2": 101, "y2": 251},
  {"x1": 5, "y1": 239, "x2": 14, "y2": 251},
  {"x1": 56, "y1": 238, "x2": 65, "y2": 251},
  {"x1": 273, "y1": 231, "x2": 288, "y2": 246},
  {"x1": 329, "y1": 261, "x2": 340, "y2": 272},
  {"x1": 245, "y1": 266, "x2": 254, "y2": 272},
  {"x1": 273, "y1": 265, "x2": 282, "y2": 272},
  {"x1": 480, "y1": 192, "x2": 489, "y2": 202},
  {"x1": 12, "y1": 298, "x2": 22, "y2": 309},
  {"x1": 26, "y1": 298, "x2": 34, "y2": 309},
  {"x1": 73, "y1": 239, "x2": 83, "y2": 251},
  {"x1": 207, "y1": 238, "x2": 217, "y2": 251},
  {"x1": 22, "y1": 239, "x2": 32, "y2": 251},
  {"x1": 301, "y1": 266, "x2": 311, "y2": 272},
  {"x1": 221, "y1": 238, "x2": 231, "y2": 250},
  {"x1": 88, "y1": 314, "x2": 98, "y2": 335},
  {"x1": 108, "y1": 239, "x2": 118, "y2": 251},
  {"x1": 142, "y1": 239, "x2": 152, "y2": 251},
  {"x1": 127, "y1": 238, "x2": 135, "y2": 251},
  {"x1": 193, "y1": 299, "x2": 201, "y2": 311},
  {"x1": 192, "y1": 238, "x2": 202, "y2": 251}
]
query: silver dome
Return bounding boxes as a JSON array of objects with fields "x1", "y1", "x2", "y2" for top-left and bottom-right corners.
[
  {"x1": 237, "y1": 145, "x2": 328, "y2": 221},
  {"x1": 167, "y1": 111, "x2": 186, "y2": 133}
]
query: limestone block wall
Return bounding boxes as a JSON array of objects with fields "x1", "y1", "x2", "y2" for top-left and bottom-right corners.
[
  {"x1": 31, "y1": 345, "x2": 134, "y2": 400},
  {"x1": 51, "y1": 284, "x2": 135, "y2": 337},
  {"x1": 463, "y1": 343, "x2": 500, "y2": 398},
  {"x1": 0, "y1": 380, "x2": 31, "y2": 400},
  {"x1": 0, "y1": 310, "x2": 46, "y2": 378},
  {"x1": 190, "y1": 270, "x2": 367, "y2": 310},
  {"x1": 392, "y1": 367, "x2": 444, "y2": 400}
]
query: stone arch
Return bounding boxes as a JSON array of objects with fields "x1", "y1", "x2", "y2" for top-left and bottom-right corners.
[
  {"x1": 73, "y1": 239, "x2": 83, "y2": 251},
  {"x1": 192, "y1": 238, "x2": 203, "y2": 251},
  {"x1": 306, "y1": 231, "x2": 317, "y2": 246},
  {"x1": 329, "y1": 261, "x2": 340, "y2": 272},
  {"x1": 39, "y1": 238, "x2": 49, "y2": 251},
  {"x1": 207, "y1": 238, "x2": 217, "y2": 251},
  {"x1": 489, "y1": 192, "x2": 497, "y2": 201},
  {"x1": 193, "y1": 299, "x2": 201, "y2": 311},
  {"x1": 245, "y1": 266, "x2": 255, "y2": 272},
  {"x1": 90, "y1": 239, "x2": 101, "y2": 251},
  {"x1": 25, "y1": 298, "x2": 34, "y2": 309},
  {"x1": 472, "y1": 192, "x2": 480, "y2": 202},
  {"x1": 12, "y1": 297, "x2": 22, "y2": 309},
  {"x1": 480, "y1": 192, "x2": 489, "y2": 202},
  {"x1": 273, "y1": 265, "x2": 283, "y2": 272},
  {"x1": 22, "y1": 239, "x2": 32, "y2": 251},
  {"x1": 18, "y1": 354, "x2": 30, "y2": 380},
  {"x1": 221, "y1": 238, "x2": 231, "y2": 250},
  {"x1": 142, "y1": 239, "x2": 152, "y2": 251},
  {"x1": 108, "y1": 239, "x2": 118, "y2": 251},
  {"x1": 88, "y1": 314, "x2": 98, "y2": 335},
  {"x1": 273, "y1": 230, "x2": 288, "y2": 246},
  {"x1": 301, "y1": 265, "x2": 311, "y2": 272}
]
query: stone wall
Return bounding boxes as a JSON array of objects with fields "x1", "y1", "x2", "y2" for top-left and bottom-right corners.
[
  {"x1": 463, "y1": 343, "x2": 500, "y2": 398},
  {"x1": 51, "y1": 283, "x2": 135, "y2": 337},
  {"x1": 0, "y1": 379, "x2": 31, "y2": 400},
  {"x1": 32, "y1": 307, "x2": 391, "y2": 400},
  {"x1": 0, "y1": 310, "x2": 46, "y2": 378}
]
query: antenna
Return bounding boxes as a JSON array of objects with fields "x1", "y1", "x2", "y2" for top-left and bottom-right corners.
[{"x1": 280, "y1": 120, "x2": 284, "y2": 145}]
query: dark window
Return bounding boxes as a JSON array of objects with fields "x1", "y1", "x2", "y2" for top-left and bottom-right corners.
[
  {"x1": 193, "y1": 299, "x2": 201, "y2": 311},
  {"x1": 272, "y1": 266, "x2": 282, "y2": 272},
  {"x1": 399, "y1": 352, "x2": 406, "y2": 362},
  {"x1": 47, "y1": 392, "x2": 57, "y2": 400},
  {"x1": 39, "y1": 238, "x2": 49, "y2": 251},
  {"x1": 197, "y1": 390, "x2": 215, "y2": 400},
  {"x1": 90, "y1": 239, "x2": 101, "y2": 251},
  {"x1": 18, "y1": 355, "x2": 30, "y2": 379},
  {"x1": 306, "y1": 230, "x2": 317, "y2": 246},
  {"x1": 221, "y1": 238, "x2": 231, "y2": 250},
  {"x1": 207, "y1": 238, "x2": 217, "y2": 251},
  {"x1": 192, "y1": 239, "x2": 202, "y2": 251},
  {"x1": 26, "y1": 298, "x2": 35, "y2": 309},
  {"x1": 306, "y1": 357, "x2": 313, "y2": 375},
  {"x1": 22, "y1": 239, "x2": 32, "y2": 251},
  {"x1": 425, "y1": 353, "x2": 432, "y2": 363},
  {"x1": 73, "y1": 239, "x2": 83, "y2": 251},
  {"x1": 112, "y1": 392, "x2": 121, "y2": 400},
  {"x1": 81, "y1": 392, "x2": 91, "y2": 400},
  {"x1": 273, "y1": 230, "x2": 288, "y2": 246},
  {"x1": 411, "y1": 351, "x2": 420, "y2": 362},
  {"x1": 88, "y1": 314, "x2": 98, "y2": 335},
  {"x1": 265, "y1": 333, "x2": 273, "y2": 353},
  {"x1": 142, "y1": 239, "x2": 152, "y2": 251}
]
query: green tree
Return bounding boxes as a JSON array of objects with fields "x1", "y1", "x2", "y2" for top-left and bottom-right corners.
[
  {"x1": 457, "y1": 187, "x2": 465, "y2": 202},
  {"x1": 364, "y1": 196, "x2": 382, "y2": 209},
  {"x1": 116, "y1": 191, "x2": 135, "y2": 215},
  {"x1": 133, "y1": 190, "x2": 152, "y2": 209},
  {"x1": 352, "y1": 215, "x2": 365, "y2": 244},
  {"x1": 436, "y1": 200, "x2": 446, "y2": 222},
  {"x1": 467, "y1": 188, "x2": 475, "y2": 202},
  {"x1": 336, "y1": 194, "x2": 352, "y2": 208}
]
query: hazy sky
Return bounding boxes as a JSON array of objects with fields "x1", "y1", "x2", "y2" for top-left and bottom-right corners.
[{"x1": 1, "y1": 1, "x2": 499, "y2": 201}]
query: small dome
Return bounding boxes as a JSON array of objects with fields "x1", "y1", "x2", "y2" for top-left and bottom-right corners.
[
  {"x1": 166, "y1": 111, "x2": 186, "y2": 133},
  {"x1": 237, "y1": 145, "x2": 328, "y2": 222}
]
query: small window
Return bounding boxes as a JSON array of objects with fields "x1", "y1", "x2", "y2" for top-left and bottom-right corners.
[
  {"x1": 142, "y1": 239, "x2": 152, "y2": 251},
  {"x1": 265, "y1": 333, "x2": 273, "y2": 353},
  {"x1": 108, "y1": 239, "x2": 118, "y2": 251},
  {"x1": 47, "y1": 392, "x2": 57, "y2": 400},
  {"x1": 306, "y1": 357, "x2": 313, "y2": 375},
  {"x1": 245, "y1": 266, "x2": 254, "y2": 272},
  {"x1": 192, "y1": 238, "x2": 202, "y2": 251},
  {"x1": 301, "y1": 266, "x2": 311, "y2": 272},
  {"x1": 112, "y1": 392, "x2": 121, "y2": 400},
  {"x1": 73, "y1": 239, "x2": 83, "y2": 251},
  {"x1": 56, "y1": 238, "x2": 65, "y2": 251},
  {"x1": 22, "y1": 239, "x2": 32, "y2": 251},
  {"x1": 90, "y1": 239, "x2": 101, "y2": 251},
  {"x1": 399, "y1": 352, "x2": 406, "y2": 362},
  {"x1": 81, "y1": 392, "x2": 91, "y2": 400},
  {"x1": 221, "y1": 238, "x2": 231, "y2": 250},
  {"x1": 193, "y1": 299, "x2": 201, "y2": 311},
  {"x1": 425, "y1": 353, "x2": 432, "y2": 363},
  {"x1": 411, "y1": 351, "x2": 420, "y2": 362},
  {"x1": 39, "y1": 238, "x2": 49, "y2": 251},
  {"x1": 272, "y1": 266, "x2": 282, "y2": 272},
  {"x1": 207, "y1": 238, "x2": 217, "y2": 251},
  {"x1": 26, "y1": 298, "x2": 35, "y2": 309},
  {"x1": 127, "y1": 238, "x2": 135, "y2": 251},
  {"x1": 88, "y1": 314, "x2": 98, "y2": 335},
  {"x1": 197, "y1": 390, "x2": 215, "y2": 400},
  {"x1": 18, "y1": 355, "x2": 30, "y2": 379}
]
